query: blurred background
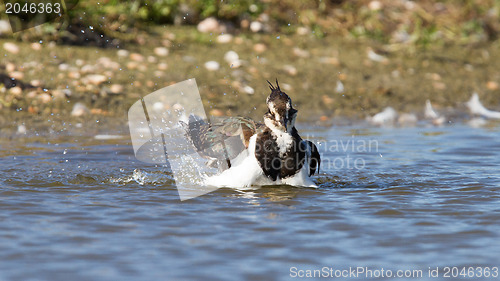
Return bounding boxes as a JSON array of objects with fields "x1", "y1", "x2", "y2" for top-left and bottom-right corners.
[{"x1": 1, "y1": 0, "x2": 500, "y2": 131}]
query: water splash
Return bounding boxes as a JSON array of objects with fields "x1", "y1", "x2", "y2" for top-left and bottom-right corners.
[{"x1": 108, "y1": 169, "x2": 174, "y2": 186}]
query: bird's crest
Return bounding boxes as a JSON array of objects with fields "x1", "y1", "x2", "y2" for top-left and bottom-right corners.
[{"x1": 267, "y1": 79, "x2": 281, "y2": 93}]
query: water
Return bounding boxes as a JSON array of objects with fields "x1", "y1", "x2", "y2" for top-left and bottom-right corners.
[{"x1": 1, "y1": 121, "x2": 499, "y2": 280}]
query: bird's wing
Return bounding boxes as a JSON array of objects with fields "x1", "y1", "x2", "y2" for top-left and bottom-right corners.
[
  {"x1": 255, "y1": 129, "x2": 280, "y2": 181},
  {"x1": 306, "y1": 140, "x2": 321, "y2": 176}
]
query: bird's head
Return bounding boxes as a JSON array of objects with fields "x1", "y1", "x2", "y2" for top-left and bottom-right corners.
[{"x1": 264, "y1": 79, "x2": 298, "y2": 133}]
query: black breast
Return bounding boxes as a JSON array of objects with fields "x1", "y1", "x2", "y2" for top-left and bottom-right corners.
[{"x1": 255, "y1": 128, "x2": 305, "y2": 181}]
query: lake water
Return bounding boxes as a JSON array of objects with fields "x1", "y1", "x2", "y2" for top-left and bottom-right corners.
[{"x1": 1, "y1": 120, "x2": 499, "y2": 280}]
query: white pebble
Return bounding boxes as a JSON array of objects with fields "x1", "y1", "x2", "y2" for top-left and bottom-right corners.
[
  {"x1": 283, "y1": 65, "x2": 297, "y2": 76},
  {"x1": 154, "y1": 47, "x2": 169, "y2": 57},
  {"x1": 31, "y1": 42, "x2": 42, "y2": 51},
  {"x1": 335, "y1": 81, "x2": 345, "y2": 94},
  {"x1": 59, "y1": 63, "x2": 70, "y2": 71},
  {"x1": 217, "y1": 34, "x2": 233, "y2": 44},
  {"x1": 204, "y1": 61, "x2": 220, "y2": 71},
  {"x1": 3, "y1": 42, "x2": 19, "y2": 54},
  {"x1": 110, "y1": 84, "x2": 124, "y2": 94},
  {"x1": 17, "y1": 125, "x2": 27, "y2": 134},
  {"x1": 117, "y1": 49, "x2": 129, "y2": 57},
  {"x1": 243, "y1": 85, "x2": 254, "y2": 95},
  {"x1": 84, "y1": 74, "x2": 107, "y2": 85},
  {"x1": 250, "y1": 21, "x2": 263, "y2": 33},
  {"x1": 71, "y1": 102, "x2": 89, "y2": 117},
  {"x1": 224, "y1": 51, "x2": 239, "y2": 63},
  {"x1": 368, "y1": 1, "x2": 383, "y2": 10},
  {"x1": 197, "y1": 17, "x2": 220, "y2": 33}
]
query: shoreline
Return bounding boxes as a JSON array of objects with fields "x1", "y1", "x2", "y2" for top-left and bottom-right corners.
[{"x1": 1, "y1": 26, "x2": 500, "y2": 125}]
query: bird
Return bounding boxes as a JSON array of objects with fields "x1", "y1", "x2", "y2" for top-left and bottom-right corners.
[
  {"x1": 182, "y1": 114, "x2": 264, "y2": 171},
  {"x1": 424, "y1": 99, "x2": 446, "y2": 126},
  {"x1": 368, "y1": 106, "x2": 397, "y2": 126},
  {"x1": 185, "y1": 79, "x2": 320, "y2": 188},
  {"x1": 465, "y1": 93, "x2": 500, "y2": 119}
]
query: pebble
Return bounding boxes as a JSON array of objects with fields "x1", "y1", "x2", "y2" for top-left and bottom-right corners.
[
  {"x1": 253, "y1": 43, "x2": 267, "y2": 53},
  {"x1": 229, "y1": 60, "x2": 242, "y2": 68},
  {"x1": 367, "y1": 48, "x2": 388, "y2": 63},
  {"x1": 293, "y1": 47, "x2": 310, "y2": 58},
  {"x1": 154, "y1": 47, "x2": 169, "y2": 57},
  {"x1": 68, "y1": 71, "x2": 81, "y2": 79},
  {"x1": 6, "y1": 63, "x2": 16, "y2": 72},
  {"x1": 197, "y1": 17, "x2": 220, "y2": 33},
  {"x1": 127, "y1": 61, "x2": 138, "y2": 70},
  {"x1": 425, "y1": 73, "x2": 441, "y2": 80},
  {"x1": 75, "y1": 59, "x2": 85, "y2": 66},
  {"x1": 242, "y1": 85, "x2": 255, "y2": 95},
  {"x1": 71, "y1": 102, "x2": 89, "y2": 117},
  {"x1": 17, "y1": 125, "x2": 27, "y2": 134},
  {"x1": 296, "y1": 26, "x2": 311, "y2": 35},
  {"x1": 3, "y1": 42, "x2": 19, "y2": 54},
  {"x1": 97, "y1": 57, "x2": 120, "y2": 70},
  {"x1": 10, "y1": 71, "x2": 24, "y2": 80},
  {"x1": 204, "y1": 61, "x2": 220, "y2": 71},
  {"x1": 26, "y1": 91, "x2": 37, "y2": 99},
  {"x1": 110, "y1": 84, "x2": 124, "y2": 94},
  {"x1": 31, "y1": 42, "x2": 42, "y2": 51},
  {"x1": 183, "y1": 56, "x2": 196, "y2": 63},
  {"x1": 210, "y1": 109, "x2": 224, "y2": 117},
  {"x1": 84, "y1": 74, "x2": 107, "y2": 85},
  {"x1": 38, "y1": 93, "x2": 52, "y2": 104},
  {"x1": 283, "y1": 65, "x2": 297, "y2": 76},
  {"x1": 81, "y1": 65, "x2": 95, "y2": 73},
  {"x1": 368, "y1": 0, "x2": 383, "y2": 10},
  {"x1": 250, "y1": 21, "x2": 263, "y2": 33},
  {"x1": 51, "y1": 89, "x2": 67, "y2": 99},
  {"x1": 224, "y1": 51, "x2": 239, "y2": 64},
  {"x1": 322, "y1": 95, "x2": 334, "y2": 105},
  {"x1": 217, "y1": 34, "x2": 233, "y2": 44},
  {"x1": 432, "y1": 82, "x2": 446, "y2": 90},
  {"x1": 8, "y1": 86, "x2": 22, "y2": 97},
  {"x1": 318, "y1": 56, "x2": 340, "y2": 66},
  {"x1": 281, "y1": 83, "x2": 292, "y2": 91},
  {"x1": 130, "y1": 53, "x2": 145, "y2": 62},
  {"x1": 117, "y1": 49, "x2": 129, "y2": 57},
  {"x1": 0, "y1": 20, "x2": 11, "y2": 35},
  {"x1": 335, "y1": 81, "x2": 345, "y2": 93},
  {"x1": 154, "y1": 70, "x2": 165, "y2": 77},
  {"x1": 486, "y1": 81, "x2": 499, "y2": 90},
  {"x1": 147, "y1": 56, "x2": 157, "y2": 63},
  {"x1": 59, "y1": 63, "x2": 70, "y2": 71},
  {"x1": 158, "y1": 63, "x2": 168, "y2": 70},
  {"x1": 240, "y1": 19, "x2": 250, "y2": 29},
  {"x1": 30, "y1": 80, "x2": 43, "y2": 87}
]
